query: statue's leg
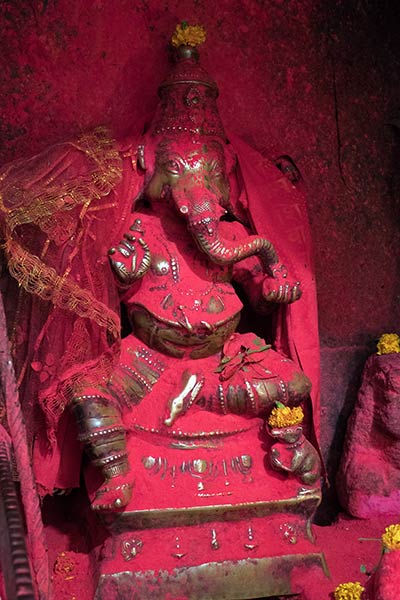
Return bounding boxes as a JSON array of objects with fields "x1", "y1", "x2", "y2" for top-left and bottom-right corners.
[
  {"x1": 164, "y1": 342, "x2": 311, "y2": 425},
  {"x1": 193, "y1": 334, "x2": 312, "y2": 419},
  {"x1": 71, "y1": 393, "x2": 132, "y2": 510},
  {"x1": 222, "y1": 353, "x2": 311, "y2": 417},
  {"x1": 72, "y1": 340, "x2": 166, "y2": 510}
]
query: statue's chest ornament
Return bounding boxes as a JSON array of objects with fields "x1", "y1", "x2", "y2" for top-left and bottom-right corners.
[
  {"x1": 140, "y1": 230, "x2": 242, "y2": 328},
  {"x1": 149, "y1": 249, "x2": 227, "y2": 316},
  {"x1": 150, "y1": 251, "x2": 182, "y2": 285},
  {"x1": 151, "y1": 255, "x2": 171, "y2": 277}
]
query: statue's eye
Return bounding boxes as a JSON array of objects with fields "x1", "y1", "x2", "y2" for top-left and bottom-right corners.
[{"x1": 165, "y1": 159, "x2": 182, "y2": 175}]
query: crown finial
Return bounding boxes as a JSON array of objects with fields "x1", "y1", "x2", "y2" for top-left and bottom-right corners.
[
  {"x1": 171, "y1": 22, "x2": 206, "y2": 48},
  {"x1": 148, "y1": 23, "x2": 224, "y2": 141}
]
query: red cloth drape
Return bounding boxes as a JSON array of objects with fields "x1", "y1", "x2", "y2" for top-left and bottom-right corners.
[{"x1": 229, "y1": 133, "x2": 320, "y2": 439}]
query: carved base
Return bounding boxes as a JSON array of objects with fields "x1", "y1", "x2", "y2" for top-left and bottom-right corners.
[
  {"x1": 91, "y1": 424, "x2": 329, "y2": 599},
  {"x1": 95, "y1": 554, "x2": 329, "y2": 600}
]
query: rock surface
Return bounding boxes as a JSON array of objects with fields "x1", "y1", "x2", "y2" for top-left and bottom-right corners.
[
  {"x1": 368, "y1": 551, "x2": 400, "y2": 600},
  {"x1": 337, "y1": 353, "x2": 400, "y2": 518}
]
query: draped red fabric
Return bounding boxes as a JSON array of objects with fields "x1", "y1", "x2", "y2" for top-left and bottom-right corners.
[
  {"x1": 229, "y1": 133, "x2": 321, "y2": 439},
  {"x1": 0, "y1": 129, "x2": 141, "y2": 492}
]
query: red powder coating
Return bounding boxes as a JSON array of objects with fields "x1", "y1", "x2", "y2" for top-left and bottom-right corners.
[
  {"x1": 337, "y1": 353, "x2": 400, "y2": 519},
  {"x1": 1, "y1": 1, "x2": 400, "y2": 597},
  {"x1": 370, "y1": 551, "x2": 400, "y2": 600},
  {"x1": 1, "y1": 0, "x2": 399, "y2": 346},
  {"x1": 42, "y1": 495, "x2": 399, "y2": 599}
]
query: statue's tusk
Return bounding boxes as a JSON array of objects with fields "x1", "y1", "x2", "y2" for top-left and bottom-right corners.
[{"x1": 164, "y1": 374, "x2": 197, "y2": 427}]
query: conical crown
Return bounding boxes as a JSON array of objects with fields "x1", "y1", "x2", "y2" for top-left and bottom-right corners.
[{"x1": 150, "y1": 25, "x2": 226, "y2": 141}]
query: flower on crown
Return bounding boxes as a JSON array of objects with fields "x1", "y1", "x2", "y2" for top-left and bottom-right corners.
[
  {"x1": 268, "y1": 402, "x2": 304, "y2": 428},
  {"x1": 171, "y1": 22, "x2": 206, "y2": 48},
  {"x1": 334, "y1": 581, "x2": 365, "y2": 600},
  {"x1": 376, "y1": 333, "x2": 400, "y2": 355}
]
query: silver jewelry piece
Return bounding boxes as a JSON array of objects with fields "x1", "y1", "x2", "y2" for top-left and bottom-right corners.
[
  {"x1": 121, "y1": 539, "x2": 143, "y2": 561},
  {"x1": 211, "y1": 529, "x2": 219, "y2": 550},
  {"x1": 244, "y1": 526, "x2": 258, "y2": 550},
  {"x1": 172, "y1": 536, "x2": 186, "y2": 559}
]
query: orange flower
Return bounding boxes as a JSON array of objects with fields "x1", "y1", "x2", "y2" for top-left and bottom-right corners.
[
  {"x1": 376, "y1": 333, "x2": 400, "y2": 355},
  {"x1": 382, "y1": 524, "x2": 400, "y2": 551},
  {"x1": 171, "y1": 22, "x2": 206, "y2": 48},
  {"x1": 268, "y1": 405, "x2": 304, "y2": 428},
  {"x1": 334, "y1": 582, "x2": 365, "y2": 600},
  {"x1": 53, "y1": 551, "x2": 75, "y2": 577}
]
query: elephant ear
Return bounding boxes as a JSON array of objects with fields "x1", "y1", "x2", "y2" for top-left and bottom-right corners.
[
  {"x1": 138, "y1": 133, "x2": 159, "y2": 181},
  {"x1": 222, "y1": 140, "x2": 251, "y2": 226}
]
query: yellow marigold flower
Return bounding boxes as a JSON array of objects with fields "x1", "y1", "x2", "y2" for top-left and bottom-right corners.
[
  {"x1": 171, "y1": 22, "x2": 206, "y2": 48},
  {"x1": 382, "y1": 523, "x2": 400, "y2": 551},
  {"x1": 268, "y1": 405, "x2": 304, "y2": 428},
  {"x1": 377, "y1": 333, "x2": 400, "y2": 355},
  {"x1": 334, "y1": 581, "x2": 365, "y2": 600}
]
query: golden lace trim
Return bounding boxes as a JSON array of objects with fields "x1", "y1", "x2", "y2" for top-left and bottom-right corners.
[
  {"x1": 1, "y1": 127, "x2": 122, "y2": 336},
  {"x1": 42, "y1": 349, "x2": 119, "y2": 423},
  {"x1": 5, "y1": 127, "x2": 122, "y2": 234},
  {"x1": 6, "y1": 239, "x2": 120, "y2": 338}
]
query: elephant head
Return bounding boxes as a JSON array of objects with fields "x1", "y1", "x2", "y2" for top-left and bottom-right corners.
[
  {"x1": 133, "y1": 40, "x2": 279, "y2": 272},
  {"x1": 142, "y1": 134, "x2": 278, "y2": 271}
]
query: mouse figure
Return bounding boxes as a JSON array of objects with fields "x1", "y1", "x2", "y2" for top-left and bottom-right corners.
[{"x1": 269, "y1": 422, "x2": 321, "y2": 488}]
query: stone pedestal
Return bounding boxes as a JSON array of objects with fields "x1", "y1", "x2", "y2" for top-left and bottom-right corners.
[
  {"x1": 91, "y1": 424, "x2": 328, "y2": 599},
  {"x1": 337, "y1": 353, "x2": 400, "y2": 518}
]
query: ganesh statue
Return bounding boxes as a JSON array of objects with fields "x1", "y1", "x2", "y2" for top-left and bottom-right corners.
[{"x1": 0, "y1": 25, "x2": 327, "y2": 600}]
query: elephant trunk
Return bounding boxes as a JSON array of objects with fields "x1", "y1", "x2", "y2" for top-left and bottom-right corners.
[
  {"x1": 192, "y1": 222, "x2": 278, "y2": 269},
  {"x1": 178, "y1": 191, "x2": 278, "y2": 269}
]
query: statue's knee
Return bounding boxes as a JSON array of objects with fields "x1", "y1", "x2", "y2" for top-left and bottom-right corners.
[
  {"x1": 71, "y1": 394, "x2": 128, "y2": 478},
  {"x1": 72, "y1": 394, "x2": 122, "y2": 424},
  {"x1": 288, "y1": 372, "x2": 312, "y2": 403}
]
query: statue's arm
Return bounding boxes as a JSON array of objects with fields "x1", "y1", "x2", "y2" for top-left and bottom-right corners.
[
  {"x1": 228, "y1": 221, "x2": 301, "y2": 312},
  {"x1": 270, "y1": 447, "x2": 292, "y2": 472},
  {"x1": 108, "y1": 216, "x2": 151, "y2": 287}
]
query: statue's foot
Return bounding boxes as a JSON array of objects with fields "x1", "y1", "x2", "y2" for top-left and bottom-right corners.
[
  {"x1": 297, "y1": 486, "x2": 319, "y2": 498},
  {"x1": 91, "y1": 474, "x2": 133, "y2": 511}
]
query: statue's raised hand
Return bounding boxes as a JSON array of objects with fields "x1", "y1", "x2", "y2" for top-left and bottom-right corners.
[
  {"x1": 108, "y1": 218, "x2": 151, "y2": 286},
  {"x1": 262, "y1": 263, "x2": 302, "y2": 304}
]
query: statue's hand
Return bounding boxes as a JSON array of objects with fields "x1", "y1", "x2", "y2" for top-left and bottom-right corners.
[
  {"x1": 108, "y1": 220, "x2": 151, "y2": 286},
  {"x1": 164, "y1": 373, "x2": 205, "y2": 427},
  {"x1": 270, "y1": 447, "x2": 285, "y2": 470},
  {"x1": 262, "y1": 263, "x2": 302, "y2": 304}
]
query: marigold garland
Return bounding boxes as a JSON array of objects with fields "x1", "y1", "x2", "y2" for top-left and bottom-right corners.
[
  {"x1": 268, "y1": 404, "x2": 304, "y2": 428},
  {"x1": 376, "y1": 333, "x2": 400, "y2": 355},
  {"x1": 334, "y1": 581, "x2": 365, "y2": 600},
  {"x1": 382, "y1": 523, "x2": 400, "y2": 551},
  {"x1": 171, "y1": 22, "x2": 206, "y2": 48}
]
